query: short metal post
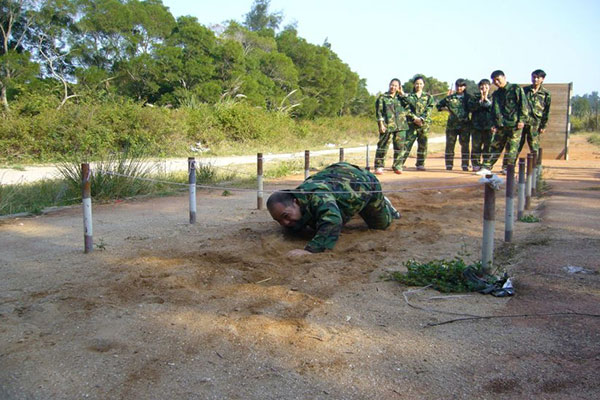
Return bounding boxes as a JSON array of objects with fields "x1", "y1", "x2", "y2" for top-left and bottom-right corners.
[
  {"x1": 504, "y1": 164, "x2": 515, "y2": 242},
  {"x1": 536, "y1": 148, "x2": 543, "y2": 187},
  {"x1": 365, "y1": 144, "x2": 370, "y2": 171},
  {"x1": 257, "y1": 153, "x2": 264, "y2": 210},
  {"x1": 517, "y1": 158, "x2": 525, "y2": 220},
  {"x1": 82, "y1": 163, "x2": 93, "y2": 253},
  {"x1": 188, "y1": 157, "x2": 196, "y2": 224},
  {"x1": 531, "y1": 151, "x2": 538, "y2": 196},
  {"x1": 482, "y1": 174, "x2": 496, "y2": 274},
  {"x1": 304, "y1": 150, "x2": 310, "y2": 180},
  {"x1": 526, "y1": 153, "x2": 533, "y2": 209},
  {"x1": 339, "y1": 147, "x2": 344, "y2": 163}
]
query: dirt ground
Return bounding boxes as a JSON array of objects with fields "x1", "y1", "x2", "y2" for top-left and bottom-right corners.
[{"x1": 1, "y1": 136, "x2": 599, "y2": 399}]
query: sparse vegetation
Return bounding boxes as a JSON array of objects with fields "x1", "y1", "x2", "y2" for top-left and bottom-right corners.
[
  {"x1": 519, "y1": 214, "x2": 540, "y2": 223},
  {"x1": 389, "y1": 258, "x2": 490, "y2": 293}
]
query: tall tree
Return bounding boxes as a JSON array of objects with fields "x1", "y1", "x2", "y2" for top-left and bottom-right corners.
[
  {"x1": 0, "y1": 0, "x2": 40, "y2": 110},
  {"x1": 244, "y1": 0, "x2": 282, "y2": 32}
]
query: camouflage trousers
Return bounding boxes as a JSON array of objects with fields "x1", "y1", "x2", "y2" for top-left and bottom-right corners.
[
  {"x1": 518, "y1": 123, "x2": 541, "y2": 153},
  {"x1": 375, "y1": 129, "x2": 406, "y2": 170},
  {"x1": 445, "y1": 126, "x2": 471, "y2": 169},
  {"x1": 401, "y1": 125, "x2": 428, "y2": 167},
  {"x1": 471, "y1": 128, "x2": 493, "y2": 168},
  {"x1": 502, "y1": 124, "x2": 539, "y2": 169},
  {"x1": 359, "y1": 173, "x2": 393, "y2": 230},
  {"x1": 485, "y1": 126, "x2": 522, "y2": 169}
]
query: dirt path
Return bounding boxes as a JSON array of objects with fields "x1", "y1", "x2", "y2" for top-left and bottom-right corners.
[{"x1": 1, "y1": 136, "x2": 598, "y2": 399}]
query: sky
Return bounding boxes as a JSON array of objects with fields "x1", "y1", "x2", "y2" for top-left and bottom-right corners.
[{"x1": 162, "y1": 0, "x2": 600, "y2": 96}]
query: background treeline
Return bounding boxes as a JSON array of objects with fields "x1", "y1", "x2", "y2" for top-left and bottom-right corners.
[
  {"x1": 571, "y1": 92, "x2": 599, "y2": 132},
  {"x1": 0, "y1": 0, "x2": 446, "y2": 163}
]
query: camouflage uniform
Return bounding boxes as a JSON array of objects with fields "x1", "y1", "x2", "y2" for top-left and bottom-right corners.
[
  {"x1": 484, "y1": 83, "x2": 528, "y2": 169},
  {"x1": 520, "y1": 84, "x2": 551, "y2": 153},
  {"x1": 374, "y1": 92, "x2": 411, "y2": 170},
  {"x1": 437, "y1": 93, "x2": 472, "y2": 170},
  {"x1": 468, "y1": 96, "x2": 494, "y2": 168},
  {"x1": 292, "y1": 162, "x2": 396, "y2": 253},
  {"x1": 400, "y1": 92, "x2": 435, "y2": 168}
]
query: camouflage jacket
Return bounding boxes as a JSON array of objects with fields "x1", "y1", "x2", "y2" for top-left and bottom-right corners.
[
  {"x1": 524, "y1": 84, "x2": 551, "y2": 129},
  {"x1": 436, "y1": 93, "x2": 471, "y2": 129},
  {"x1": 292, "y1": 162, "x2": 380, "y2": 253},
  {"x1": 468, "y1": 96, "x2": 494, "y2": 130},
  {"x1": 491, "y1": 83, "x2": 528, "y2": 129},
  {"x1": 375, "y1": 92, "x2": 411, "y2": 131},
  {"x1": 405, "y1": 92, "x2": 435, "y2": 126}
]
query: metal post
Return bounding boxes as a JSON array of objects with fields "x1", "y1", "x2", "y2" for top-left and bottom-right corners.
[
  {"x1": 257, "y1": 153, "x2": 264, "y2": 210},
  {"x1": 81, "y1": 163, "x2": 93, "y2": 253},
  {"x1": 531, "y1": 151, "x2": 538, "y2": 196},
  {"x1": 536, "y1": 148, "x2": 543, "y2": 187},
  {"x1": 517, "y1": 158, "x2": 525, "y2": 220},
  {"x1": 365, "y1": 144, "x2": 370, "y2": 171},
  {"x1": 526, "y1": 153, "x2": 533, "y2": 209},
  {"x1": 304, "y1": 150, "x2": 310, "y2": 180},
  {"x1": 188, "y1": 157, "x2": 196, "y2": 224},
  {"x1": 565, "y1": 82, "x2": 573, "y2": 160},
  {"x1": 339, "y1": 147, "x2": 344, "y2": 163},
  {"x1": 482, "y1": 174, "x2": 496, "y2": 274},
  {"x1": 504, "y1": 164, "x2": 515, "y2": 242}
]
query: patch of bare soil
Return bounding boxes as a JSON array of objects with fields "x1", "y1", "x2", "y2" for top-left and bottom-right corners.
[{"x1": 1, "y1": 136, "x2": 599, "y2": 399}]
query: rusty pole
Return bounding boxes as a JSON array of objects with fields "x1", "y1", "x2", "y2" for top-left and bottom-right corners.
[
  {"x1": 517, "y1": 158, "x2": 526, "y2": 220},
  {"x1": 526, "y1": 153, "x2": 533, "y2": 209},
  {"x1": 304, "y1": 150, "x2": 310, "y2": 180},
  {"x1": 536, "y1": 148, "x2": 543, "y2": 188},
  {"x1": 257, "y1": 153, "x2": 264, "y2": 210},
  {"x1": 531, "y1": 151, "x2": 538, "y2": 196},
  {"x1": 504, "y1": 164, "x2": 515, "y2": 242},
  {"x1": 482, "y1": 174, "x2": 496, "y2": 274},
  {"x1": 188, "y1": 158, "x2": 196, "y2": 224},
  {"x1": 81, "y1": 163, "x2": 93, "y2": 253},
  {"x1": 365, "y1": 144, "x2": 370, "y2": 171},
  {"x1": 339, "y1": 147, "x2": 344, "y2": 163}
]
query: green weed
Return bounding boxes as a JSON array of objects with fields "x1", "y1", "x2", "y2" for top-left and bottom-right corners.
[
  {"x1": 389, "y1": 258, "x2": 487, "y2": 293},
  {"x1": 519, "y1": 214, "x2": 540, "y2": 223}
]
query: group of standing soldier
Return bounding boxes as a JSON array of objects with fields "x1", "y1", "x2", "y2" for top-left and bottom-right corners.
[{"x1": 374, "y1": 70, "x2": 551, "y2": 175}]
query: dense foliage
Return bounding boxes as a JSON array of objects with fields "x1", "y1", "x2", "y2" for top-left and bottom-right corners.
[
  {"x1": 571, "y1": 92, "x2": 599, "y2": 132},
  {"x1": 0, "y1": 0, "x2": 373, "y2": 117}
]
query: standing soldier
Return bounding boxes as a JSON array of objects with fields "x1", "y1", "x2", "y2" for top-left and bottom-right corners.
[
  {"x1": 521, "y1": 69, "x2": 551, "y2": 153},
  {"x1": 482, "y1": 70, "x2": 528, "y2": 173},
  {"x1": 374, "y1": 78, "x2": 411, "y2": 175},
  {"x1": 400, "y1": 75, "x2": 435, "y2": 171},
  {"x1": 468, "y1": 79, "x2": 494, "y2": 171},
  {"x1": 437, "y1": 79, "x2": 472, "y2": 171},
  {"x1": 267, "y1": 162, "x2": 401, "y2": 256}
]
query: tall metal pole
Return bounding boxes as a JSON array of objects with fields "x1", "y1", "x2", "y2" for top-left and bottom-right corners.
[
  {"x1": 304, "y1": 150, "x2": 310, "y2": 180},
  {"x1": 188, "y1": 157, "x2": 196, "y2": 224},
  {"x1": 257, "y1": 153, "x2": 264, "y2": 210},
  {"x1": 526, "y1": 153, "x2": 533, "y2": 209},
  {"x1": 504, "y1": 164, "x2": 515, "y2": 242},
  {"x1": 365, "y1": 144, "x2": 370, "y2": 171},
  {"x1": 482, "y1": 174, "x2": 496, "y2": 274},
  {"x1": 82, "y1": 163, "x2": 93, "y2": 253},
  {"x1": 517, "y1": 158, "x2": 526, "y2": 220}
]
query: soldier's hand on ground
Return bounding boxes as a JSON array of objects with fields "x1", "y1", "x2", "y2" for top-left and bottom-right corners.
[{"x1": 286, "y1": 249, "x2": 312, "y2": 257}]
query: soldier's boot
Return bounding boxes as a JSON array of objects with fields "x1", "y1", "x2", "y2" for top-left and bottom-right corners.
[{"x1": 384, "y1": 196, "x2": 401, "y2": 220}]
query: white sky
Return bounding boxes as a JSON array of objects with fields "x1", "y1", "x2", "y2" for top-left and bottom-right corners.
[{"x1": 162, "y1": 0, "x2": 600, "y2": 96}]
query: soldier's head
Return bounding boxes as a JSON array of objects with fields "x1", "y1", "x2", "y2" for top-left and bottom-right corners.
[
  {"x1": 267, "y1": 190, "x2": 303, "y2": 229},
  {"x1": 531, "y1": 69, "x2": 546, "y2": 86},
  {"x1": 388, "y1": 78, "x2": 401, "y2": 94},
  {"x1": 455, "y1": 79, "x2": 467, "y2": 94},
  {"x1": 413, "y1": 75, "x2": 425, "y2": 92},
  {"x1": 478, "y1": 79, "x2": 491, "y2": 94},
  {"x1": 490, "y1": 70, "x2": 507, "y2": 88}
]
